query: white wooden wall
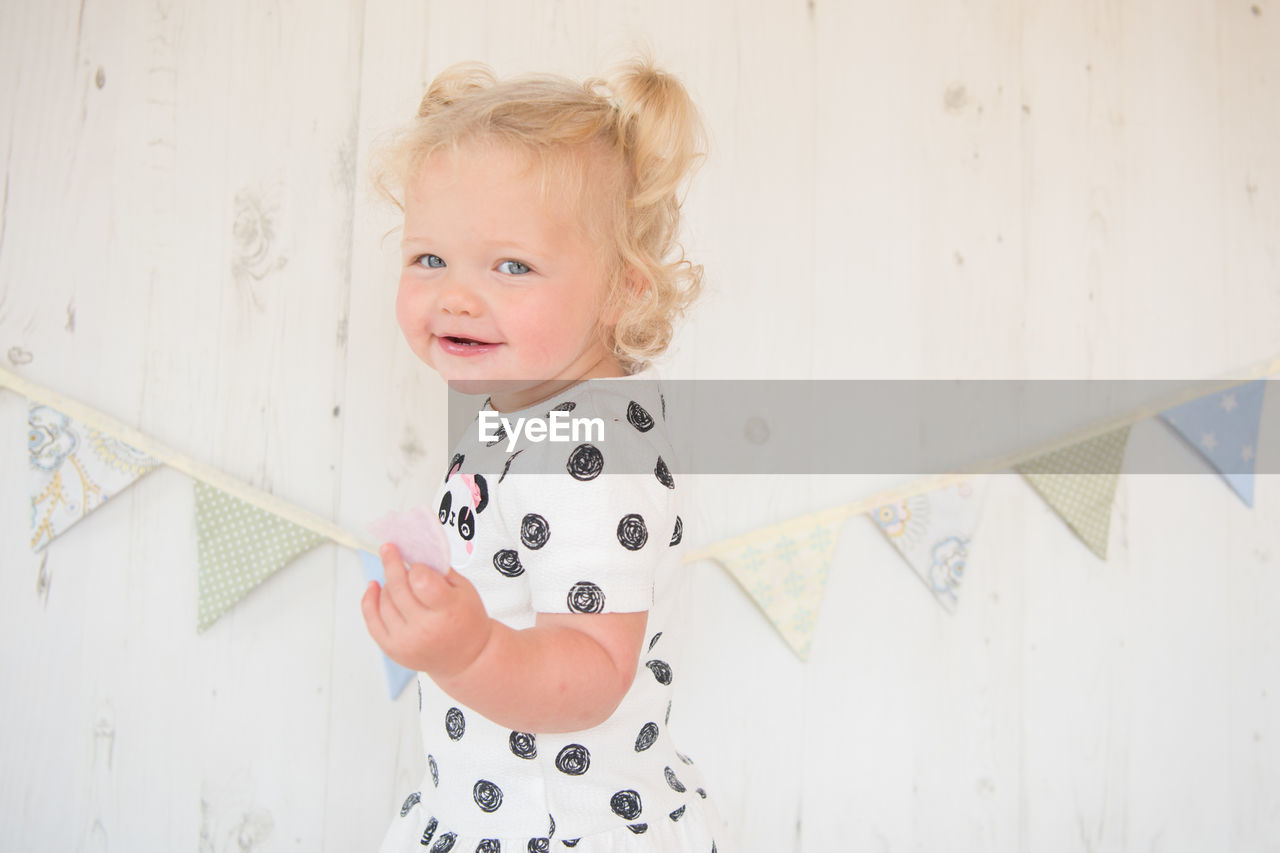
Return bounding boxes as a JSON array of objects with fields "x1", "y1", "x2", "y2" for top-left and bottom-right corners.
[{"x1": 2, "y1": 0, "x2": 1278, "y2": 849}]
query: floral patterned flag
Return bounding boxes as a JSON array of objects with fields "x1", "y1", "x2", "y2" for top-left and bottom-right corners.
[
  {"x1": 869, "y1": 476, "x2": 992, "y2": 612},
  {"x1": 1159, "y1": 380, "x2": 1267, "y2": 508},
  {"x1": 1014, "y1": 426, "x2": 1131, "y2": 559},
  {"x1": 712, "y1": 518, "x2": 846, "y2": 660},
  {"x1": 28, "y1": 403, "x2": 161, "y2": 550}
]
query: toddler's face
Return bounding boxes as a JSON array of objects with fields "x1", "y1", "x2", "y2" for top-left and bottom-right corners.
[{"x1": 396, "y1": 143, "x2": 622, "y2": 410}]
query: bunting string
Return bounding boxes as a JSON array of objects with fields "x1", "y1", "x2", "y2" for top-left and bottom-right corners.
[{"x1": 1, "y1": 365, "x2": 374, "y2": 554}]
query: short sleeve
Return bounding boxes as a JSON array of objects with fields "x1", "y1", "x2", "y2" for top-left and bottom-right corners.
[{"x1": 495, "y1": 450, "x2": 677, "y2": 615}]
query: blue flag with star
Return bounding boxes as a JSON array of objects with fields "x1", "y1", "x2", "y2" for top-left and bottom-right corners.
[{"x1": 1158, "y1": 380, "x2": 1267, "y2": 507}]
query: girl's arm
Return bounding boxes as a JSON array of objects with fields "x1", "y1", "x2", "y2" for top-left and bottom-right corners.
[{"x1": 361, "y1": 544, "x2": 646, "y2": 733}]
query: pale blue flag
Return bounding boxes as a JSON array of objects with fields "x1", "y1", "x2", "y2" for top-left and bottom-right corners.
[{"x1": 1159, "y1": 380, "x2": 1267, "y2": 507}]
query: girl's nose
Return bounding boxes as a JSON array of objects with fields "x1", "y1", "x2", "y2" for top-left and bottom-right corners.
[{"x1": 436, "y1": 274, "x2": 483, "y2": 317}]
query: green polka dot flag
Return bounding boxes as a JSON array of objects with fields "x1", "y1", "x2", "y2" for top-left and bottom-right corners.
[
  {"x1": 194, "y1": 480, "x2": 325, "y2": 631},
  {"x1": 1014, "y1": 425, "x2": 1131, "y2": 559}
]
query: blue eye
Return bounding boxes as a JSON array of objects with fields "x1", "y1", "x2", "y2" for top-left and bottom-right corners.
[
  {"x1": 417, "y1": 254, "x2": 445, "y2": 268},
  {"x1": 498, "y1": 260, "x2": 531, "y2": 275}
]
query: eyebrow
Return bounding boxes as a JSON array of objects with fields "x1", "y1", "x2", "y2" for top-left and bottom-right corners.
[{"x1": 400, "y1": 235, "x2": 546, "y2": 257}]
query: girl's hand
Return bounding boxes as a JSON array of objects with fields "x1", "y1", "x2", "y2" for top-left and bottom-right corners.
[{"x1": 361, "y1": 544, "x2": 493, "y2": 679}]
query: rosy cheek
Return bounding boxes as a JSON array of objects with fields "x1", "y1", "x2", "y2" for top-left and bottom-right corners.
[{"x1": 465, "y1": 541, "x2": 474, "y2": 556}]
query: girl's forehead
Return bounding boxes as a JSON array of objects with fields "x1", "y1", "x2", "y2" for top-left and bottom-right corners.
[{"x1": 406, "y1": 141, "x2": 617, "y2": 244}]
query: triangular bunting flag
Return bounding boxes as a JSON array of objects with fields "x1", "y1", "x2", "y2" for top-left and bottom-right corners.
[
  {"x1": 869, "y1": 476, "x2": 991, "y2": 612},
  {"x1": 28, "y1": 403, "x2": 161, "y2": 550},
  {"x1": 711, "y1": 519, "x2": 844, "y2": 660},
  {"x1": 193, "y1": 480, "x2": 325, "y2": 631},
  {"x1": 1159, "y1": 379, "x2": 1266, "y2": 507},
  {"x1": 1014, "y1": 426, "x2": 1131, "y2": 559},
  {"x1": 357, "y1": 550, "x2": 418, "y2": 699}
]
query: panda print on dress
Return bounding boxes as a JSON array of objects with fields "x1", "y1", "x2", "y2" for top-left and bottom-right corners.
[{"x1": 439, "y1": 455, "x2": 489, "y2": 568}]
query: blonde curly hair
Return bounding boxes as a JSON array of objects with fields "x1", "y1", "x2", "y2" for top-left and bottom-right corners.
[{"x1": 371, "y1": 57, "x2": 707, "y2": 372}]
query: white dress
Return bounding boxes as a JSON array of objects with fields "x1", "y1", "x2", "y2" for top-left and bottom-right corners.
[{"x1": 377, "y1": 368, "x2": 721, "y2": 852}]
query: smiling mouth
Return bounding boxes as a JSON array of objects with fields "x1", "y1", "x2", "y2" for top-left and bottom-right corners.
[{"x1": 443, "y1": 335, "x2": 495, "y2": 346}]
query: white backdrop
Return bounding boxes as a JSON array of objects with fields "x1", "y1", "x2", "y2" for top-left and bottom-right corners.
[{"x1": 2, "y1": 0, "x2": 1279, "y2": 850}]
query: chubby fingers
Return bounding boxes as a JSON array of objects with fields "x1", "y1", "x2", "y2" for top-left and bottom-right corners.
[{"x1": 360, "y1": 580, "x2": 394, "y2": 650}]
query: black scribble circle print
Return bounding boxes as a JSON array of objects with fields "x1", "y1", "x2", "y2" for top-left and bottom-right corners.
[
  {"x1": 635, "y1": 722, "x2": 659, "y2": 752},
  {"x1": 485, "y1": 422, "x2": 507, "y2": 447},
  {"x1": 528, "y1": 840, "x2": 550, "y2": 853},
  {"x1": 653, "y1": 456, "x2": 675, "y2": 489},
  {"x1": 627, "y1": 824, "x2": 648, "y2": 834},
  {"x1": 626, "y1": 401, "x2": 654, "y2": 432},
  {"x1": 664, "y1": 766, "x2": 687, "y2": 793},
  {"x1": 430, "y1": 833, "x2": 456, "y2": 853},
  {"x1": 646, "y1": 660, "x2": 672, "y2": 685},
  {"x1": 551, "y1": 401, "x2": 577, "y2": 413},
  {"x1": 400, "y1": 791, "x2": 420, "y2": 816},
  {"x1": 566, "y1": 582, "x2": 605, "y2": 614},
  {"x1": 561, "y1": 841, "x2": 580, "y2": 848},
  {"x1": 420, "y1": 816, "x2": 437, "y2": 844},
  {"x1": 609, "y1": 789, "x2": 642, "y2": 821},
  {"x1": 429, "y1": 755, "x2": 439, "y2": 786},
  {"x1": 473, "y1": 780, "x2": 503, "y2": 813},
  {"x1": 669, "y1": 805, "x2": 685, "y2": 822},
  {"x1": 548, "y1": 815, "x2": 555, "y2": 838},
  {"x1": 677, "y1": 751, "x2": 694, "y2": 766},
  {"x1": 555, "y1": 744, "x2": 591, "y2": 775},
  {"x1": 493, "y1": 549, "x2": 524, "y2": 578},
  {"x1": 476, "y1": 840, "x2": 500, "y2": 853},
  {"x1": 670, "y1": 516, "x2": 683, "y2": 546},
  {"x1": 498, "y1": 449, "x2": 524, "y2": 484},
  {"x1": 509, "y1": 731, "x2": 537, "y2": 759},
  {"x1": 697, "y1": 788, "x2": 707, "y2": 799},
  {"x1": 520, "y1": 513, "x2": 550, "y2": 549},
  {"x1": 660, "y1": 393, "x2": 666, "y2": 420},
  {"x1": 565, "y1": 443, "x2": 604, "y2": 481},
  {"x1": 648, "y1": 632, "x2": 662, "y2": 650},
  {"x1": 616, "y1": 514, "x2": 648, "y2": 550},
  {"x1": 445, "y1": 707, "x2": 465, "y2": 741},
  {"x1": 665, "y1": 700, "x2": 672, "y2": 726},
  {"x1": 446, "y1": 453, "x2": 464, "y2": 483}
]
